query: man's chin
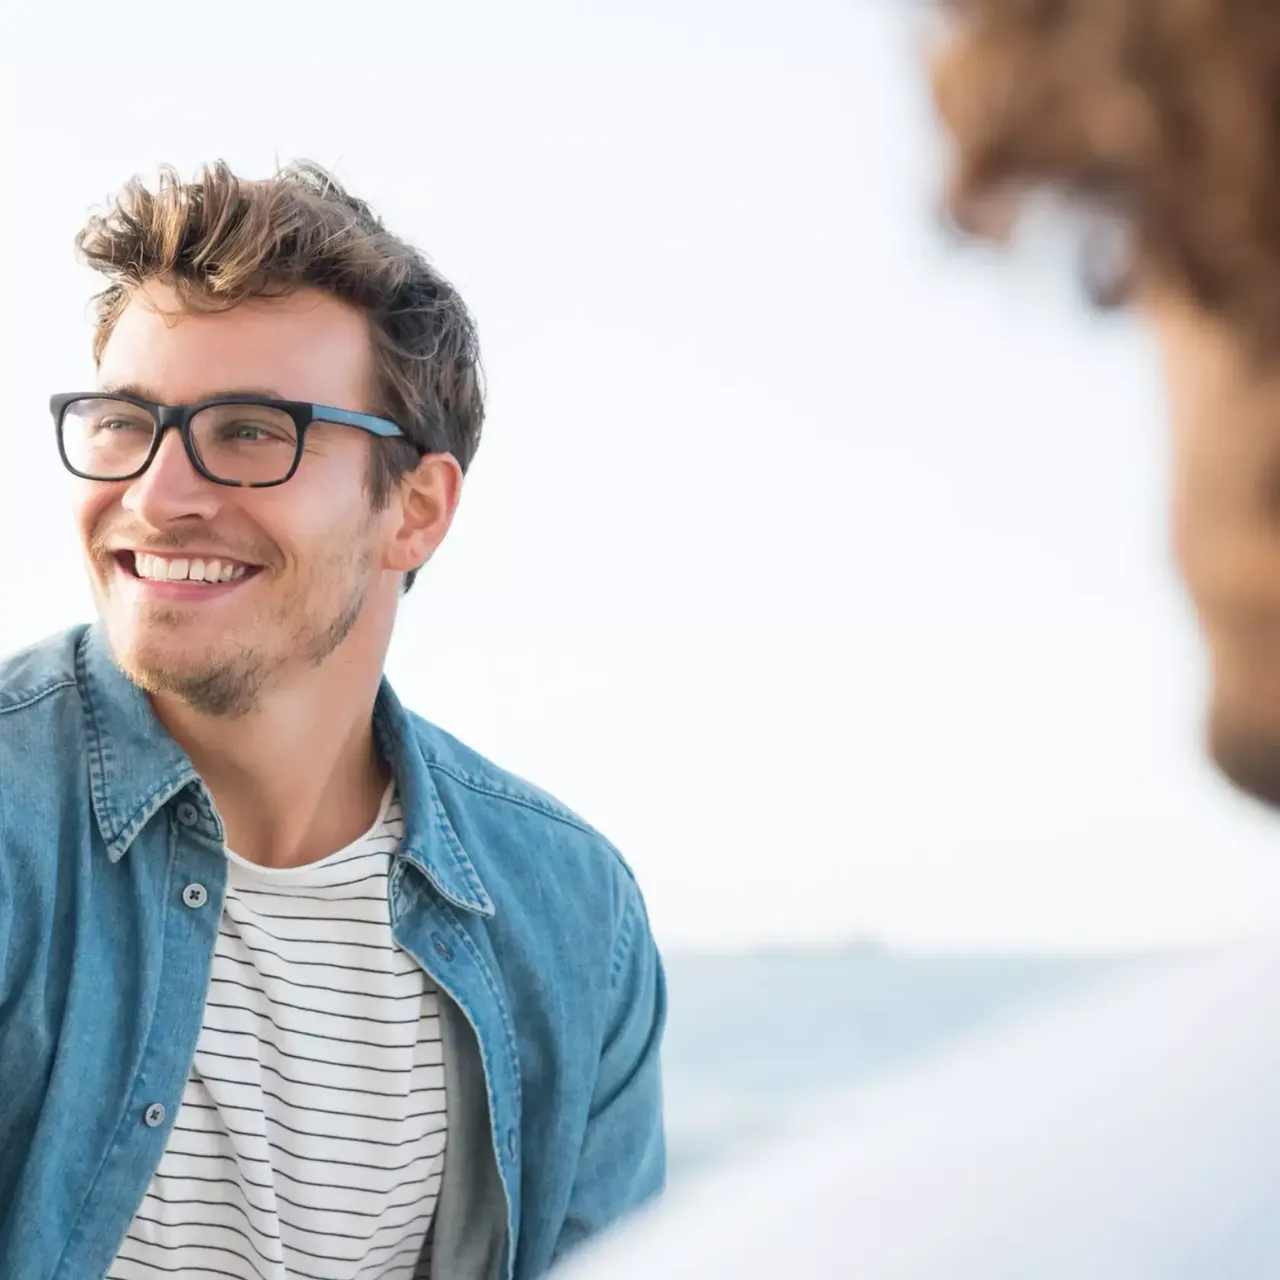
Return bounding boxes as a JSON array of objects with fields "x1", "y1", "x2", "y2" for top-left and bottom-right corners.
[
  {"x1": 1208, "y1": 704, "x2": 1280, "y2": 810},
  {"x1": 104, "y1": 628, "x2": 259, "y2": 719},
  {"x1": 104, "y1": 623, "x2": 192, "y2": 684}
]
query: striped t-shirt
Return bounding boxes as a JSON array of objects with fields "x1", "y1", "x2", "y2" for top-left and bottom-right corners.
[{"x1": 110, "y1": 786, "x2": 448, "y2": 1280}]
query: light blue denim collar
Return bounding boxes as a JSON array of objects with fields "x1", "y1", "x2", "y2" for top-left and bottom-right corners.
[{"x1": 77, "y1": 623, "x2": 494, "y2": 917}]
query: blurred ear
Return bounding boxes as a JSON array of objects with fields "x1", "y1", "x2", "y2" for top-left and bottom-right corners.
[{"x1": 381, "y1": 452, "x2": 463, "y2": 577}]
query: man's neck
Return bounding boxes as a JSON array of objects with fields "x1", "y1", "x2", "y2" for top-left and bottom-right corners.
[{"x1": 153, "y1": 644, "x2": 392, "y2": 869}]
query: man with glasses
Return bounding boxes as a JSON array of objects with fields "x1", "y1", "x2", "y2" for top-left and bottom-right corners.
[{"x1": 0, "y1": 162, "x2": 665, "y2": 1280}]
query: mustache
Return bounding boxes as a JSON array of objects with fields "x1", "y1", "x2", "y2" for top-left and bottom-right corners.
[{"x1": 89, "y1": 525, "x2": 273, "y2": 567}]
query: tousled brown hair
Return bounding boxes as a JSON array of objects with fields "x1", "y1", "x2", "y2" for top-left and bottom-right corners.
[
  {"x1": 76, "y1": 161, "x2": 485, "y2": 590},
  {"x1": 931, "y1": 0, "x2": 1280, "y2": 355}
]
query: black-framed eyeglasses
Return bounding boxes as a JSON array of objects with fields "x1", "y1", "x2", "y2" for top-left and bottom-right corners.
[{"x1": 49, "y1": 392, "x2": 411, "y2": 488}]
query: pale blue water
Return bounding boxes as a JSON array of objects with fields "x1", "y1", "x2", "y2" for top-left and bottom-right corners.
[{"x1": 661, "y1": 942, "x2": 1139, "y2": 1180}]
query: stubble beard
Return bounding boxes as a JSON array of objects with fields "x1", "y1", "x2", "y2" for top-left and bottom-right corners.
[{"x1": 108, "y1": 544, "x2": 376, "y2": 720}]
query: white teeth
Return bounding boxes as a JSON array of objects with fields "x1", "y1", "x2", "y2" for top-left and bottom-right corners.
[{"x1": 133, "y1": 552, "x2": 250, "y2": 584}]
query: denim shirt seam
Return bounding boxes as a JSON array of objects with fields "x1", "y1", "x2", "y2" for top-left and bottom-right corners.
[
  {"x1": 609, "y1": 880, "x2": 642, "y2": 989},
  {"x1": 456, "y1": 911, "x2": 523, "y2": 1121},
  {"x1": 392, "y1": 870, "x2": 522, "y2": 1262},
  {"x1": 0, "y1": 676, "x2": 78, "y2": 717},
  {"x1": 418, "y1": 883, "x2": 525, "y2": 1121},
  {"x1": 76, "y1": 632, "x2": 117, "y2": 846},
  {"x1": 426, "y1": 761, "x2": 614, "y2": 845},
  {"x1": 422, "y1": 785, "x2": 494, "y2": 914},
  {"x1": 76, "y1": 641, "x2": 193, "y2": 854}
]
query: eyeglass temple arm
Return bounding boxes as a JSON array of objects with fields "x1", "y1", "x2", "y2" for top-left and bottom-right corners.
[{"x1": 311, "y1": 405, "x2": 405, "y2": 439}]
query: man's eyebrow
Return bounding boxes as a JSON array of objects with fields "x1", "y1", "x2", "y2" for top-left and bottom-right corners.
[
  {"x1": 97, "y1": 381, "x2": 162, "y2": 400},
  {"x1": 96, "y1": 382, "x2": 290, "y2": 402}
]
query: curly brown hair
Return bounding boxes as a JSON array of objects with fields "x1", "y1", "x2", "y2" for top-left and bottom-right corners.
[
  {"x1": 76, "y1": 161, "x2": 485, "y2": 590},
  {"x1": 931, "y1": 0, "x2": 1280, "y2": 354}
]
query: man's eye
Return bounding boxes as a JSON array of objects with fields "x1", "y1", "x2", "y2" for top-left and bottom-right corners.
[{"x1": 219, "y1": 422, "x2": 291, "y2": 443}]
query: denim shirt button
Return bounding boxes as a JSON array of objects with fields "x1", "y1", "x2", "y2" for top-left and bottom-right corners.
[
  {"x1": 507, "y1": 1127, "x2": 518, "y2": 1160},
  {"x1": 432, "y1": 935, "x2": 453, "y2": 962},
  {"x1": 143, "y1": 1102, "x2": 166, "y2": 1127},
  {"x1": 175, "y1": 802, "x2": 199, "y2": 828},
  {"x1": 182, "y1": 883, "x2": 208, "y2": 909}
]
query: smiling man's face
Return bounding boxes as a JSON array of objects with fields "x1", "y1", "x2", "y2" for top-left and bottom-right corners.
[{"x1": 79, "y1": 282, "x2": 396, "y2": 717}]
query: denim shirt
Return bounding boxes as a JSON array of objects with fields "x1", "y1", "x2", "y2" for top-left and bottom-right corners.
[{"x1": 0, "y1": 625, "x2": 666, "y2": 1280}]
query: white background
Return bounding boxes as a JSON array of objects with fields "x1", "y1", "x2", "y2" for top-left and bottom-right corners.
[{"x1": 4, "y1": 0, "x2": 1280, "y2": 952}]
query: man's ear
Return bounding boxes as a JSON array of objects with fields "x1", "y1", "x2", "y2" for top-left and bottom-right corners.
[{"x1": 382, "y1": 452, "x2": 463, "y2": 577}]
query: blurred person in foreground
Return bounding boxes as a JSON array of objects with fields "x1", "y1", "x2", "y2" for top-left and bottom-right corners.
[
  {"x1": 0, "y1": 163, "x2": 664, "y2": 1280},
  {"x1": 555, "y1": 2, "x2": 1280, "y2": 1276}
]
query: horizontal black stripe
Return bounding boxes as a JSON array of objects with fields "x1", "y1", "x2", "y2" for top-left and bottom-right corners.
[
  {"x1": 196, "y1": 1061, "x2": 441, "y2": 1100},
  {"x1": 237, "y1": 846, "x2": 396, "y2": 875},
  {"x1": 202, "y1": 997, "x2": 435, "y2": 1036},
  {"x1": 195, "y1": 1041, "x2": 440, "y2": 1080},
  {"x1": 116, "y1": 1246, "x2": 424, "y2": 1280},
  {"x1": 154, "y1": 1159, "x2": 442, "y2": 1198},
  {"x1": 187, "y1": 1077, "x2": 443, "y2": 1124},
  {"x1": 279, "y1": 1229, "x2": 430, "y2": 1274},
  {"x1": 194, "y1": 1039, "x2": 424, "y2": 1080},
  {"x1": 132, "y1": 1211, "x2": 281, "y2": 1269},
  {"x1": 234, "y1": 888, "x2": 387, "y2": 903},
  {"x1": 147, "y1": 1172, "x2": 442, "y2": 1221},
  {"x1": 111, "y1": 1251, "x2": 255, "y2": 1280},
  {"x1": 118, "y1": 1236, "x2": 406, "y2": 1280},
  {"x1": 232, "y1": 868, "x2": 386, "y2": 892},
  {"x1": 226, "y1": 915, "x2": 398, "y2": 952},
  {"x1": 141, "y1": 1191, "x2": 277, "y2": 1239},
  {"x1": 205, "y1": 986, "x2": 434, "y2": 1028},
  {"x1": 123, "y1": 1217, "x2": 431, "y2": 1280},
  {"x1": 197, "y1": 1026, "x2": 440, "y2": 1062},
  {"x1": 120, "y1": 1233, "x2": 270, "y2": 1280},
  {"x1": 202, "y1": 1008, "x2": 437, "y2": 1049},
  {"x1": 212, "y1": 952, "x2": 430, "y2": 1001},
  {"x1": 180, "y1": 1098, "x2": 447, "y2": 1130},
  {"x1": 216, "y1": 929, "x2": 421, "y2": 977},
  {"x1": 212, "y1": 954, "x2": 431, "y2": 1001},
  {"x1": 229, "y1": 907, "x2": 395, "y2": 927},
  {"x1": 282, "y1": 1180, "x2": 442, "y2": 1223},
  {"x1": 136, "y1": 1201, "x2": 435, "y2": 1256},
  {"x1": 169, "y1": 1126, "x2": 446, "y2": 1173},
  {"x1": 265, "y1": 1212, "x2": 433, "y2": 1260},
  {"x1": 203, "y1": 1022, "x2": 440, "y2": 1058},
  {"x1": 275, "y1": 1218, "x2": 430, "y2": 1269},
  {"x1": 176, "y1": 1104, "x2": 446, "y2": 1149},
  {"x1": 362, "y1": 1245, "x2": 427, "y2": 1277}
]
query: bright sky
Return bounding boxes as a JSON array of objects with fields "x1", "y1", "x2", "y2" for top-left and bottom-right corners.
[{"x1": 4, "y1": 0, "x2": 1280, "y2": 954}]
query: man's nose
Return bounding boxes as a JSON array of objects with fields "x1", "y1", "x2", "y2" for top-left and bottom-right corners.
[{"x1": 120, "y1": 427, "x2": 223, "y2": 526}]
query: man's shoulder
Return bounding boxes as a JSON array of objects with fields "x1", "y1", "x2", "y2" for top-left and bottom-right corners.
[
  {"x1": 0, "y1": 630, "x2": 89, "y2": 880},
  {"x1": 0, "y1": 626, "x2": 87, "y2": 719},
  {"x1": 409, "y1": 713, "x2": 609, "y2": 837},
  {"x1": 403, "y1": 710, "x2": 643, "y2": 896}
]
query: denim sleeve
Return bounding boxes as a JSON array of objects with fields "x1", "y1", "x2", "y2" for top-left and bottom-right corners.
[
  {"x1": 0, "y1": 847, "x2": 9, "y2": 1008},
  {"x1": 552, "y1": 873, "x2": 667, "y2": 1263}
]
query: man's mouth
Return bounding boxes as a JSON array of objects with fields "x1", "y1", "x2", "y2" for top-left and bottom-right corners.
[{"x1": 116, "y1": 551, "x2": 263, "y2": 585}]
